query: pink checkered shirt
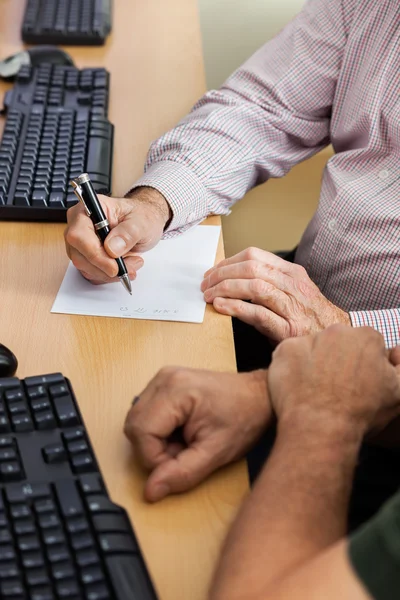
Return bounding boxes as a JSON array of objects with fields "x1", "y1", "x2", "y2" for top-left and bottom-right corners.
[{"x1": 132, "y1": 0, "x2": 400, "y2": 348}]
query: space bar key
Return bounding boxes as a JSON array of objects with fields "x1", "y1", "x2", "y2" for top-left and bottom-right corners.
[{"x1": 86, "y1": 136, "x2": 112, "y2": 176}]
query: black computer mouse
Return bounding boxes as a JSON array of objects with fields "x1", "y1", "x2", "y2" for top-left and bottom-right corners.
[
  {"x1": 0, "y1": 344, "x2": 18, "y2": 378},
  {"x1": 0, "y1": 46, "x2": 74, "y2": 81}
]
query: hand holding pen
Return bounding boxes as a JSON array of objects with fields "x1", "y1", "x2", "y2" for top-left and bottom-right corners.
[{"x1": 70, "y1": 173, "x2": 132, "y2": 295}]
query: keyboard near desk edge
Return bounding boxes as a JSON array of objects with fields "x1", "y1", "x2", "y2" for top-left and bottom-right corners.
[
  {"x1": 0, "y1": 372, "x2": 158, "y2": 600},
  {"x1": 0, "y1": 63, "x2": 114, "y2": 222}
]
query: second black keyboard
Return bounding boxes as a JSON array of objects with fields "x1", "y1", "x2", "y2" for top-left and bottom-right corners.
[
  {"x1": 22, "y1": 0, "x2": 112, "y2": 46},
  {"x1": 0, "y1": 63, "x2": 113, "y2": 222},
  {"x1": 0, "y1": 372, "x2": 158, "y2": 600}
]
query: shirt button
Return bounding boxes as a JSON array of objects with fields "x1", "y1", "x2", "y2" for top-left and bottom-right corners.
[
  {"x1": 328, "y1": 218, "x2": 337, "y2": 231},
  {"x1": 379, "y1": 169, "x2": 390, "y2": 180}
]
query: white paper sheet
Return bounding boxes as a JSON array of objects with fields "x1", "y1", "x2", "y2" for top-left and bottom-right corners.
[{"x1": 51, "y1": 226, "x2": 221, "y2": 323}]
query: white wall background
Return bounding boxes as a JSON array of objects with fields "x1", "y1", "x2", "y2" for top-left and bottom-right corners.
[{"x1": 198, "y1": 0, "x2": 306, "y2": 90}]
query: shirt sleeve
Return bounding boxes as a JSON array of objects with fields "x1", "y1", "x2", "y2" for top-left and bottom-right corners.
[
  {"x1": 129, "y1": 0, "x2": 356, "y2": 234},
  {"x1": 348, "y1": 491, "x2": 400, "y2": 600},
  {"x1": 349, "y1": 309, "x2": 400, "y2": 349}
]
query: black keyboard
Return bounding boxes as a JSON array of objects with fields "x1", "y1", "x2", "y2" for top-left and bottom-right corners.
[
  {"x1": 0, "y1": 63, "x2": 113, "y2": 222},
  {"x1": 22, "y1": 0, "x2": 112, "y2": 46},
  {"x1": 0, "y1": 373, "x2": 157, "y2": 600}
]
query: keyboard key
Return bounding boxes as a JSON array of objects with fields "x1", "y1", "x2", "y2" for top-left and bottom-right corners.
[
  {"x1": 0, "y1": 545, "x2": 15, "y2": 562},
  {"x1": 80, "y1": 474, "x2": 103, "y2": 496},
  {"x1": 76, "y1": 550, "x2": 99, "y2": 569},
  {"x1": 30, "y1": 586, "x2": 55, "y2": 600},
  {"x1": 6, "y1": 482, "x2": 51, "y2": 503},
  {"x1": 0, "y1": 562, "x2": 19, "y2": 579},
  {"x1": 71, "y1": 532, "x2": 94, "y2": 552},
  {"x1": 0, "y1": 448, "x2": 17, "y2": 462},
  {"x1": 92, "y1": 514, "x2": 129, "y2": 534},
  {"x1": 34, "y1": 499, "x2": 55, "y2": 514},
  {"x1": 47, "y1": 546, "x2": 70, "y2": 564},
  {"x1": 81, "y1": 566, "x2": 104, "y2": 585},
  {"x1": 27, "y1": 385, "x2": 47, "y2": 401},
  {"x1": 17, "y1": 535, "x2": 40, "y2": 552},
  {"x1": 25, "y1": 374, "x2": 64, "y2": 387},
  {"x1": 43, "y1": 529, "x2": 65, "y2": 546},
  {"x1": 68, "y1": 440, "x2": 88, "y2": 454},
  {"x1": 66, "y1": 518, "x2": 88, "y2": 534},
  {"x1": 63, "y1": 428, "x2": 84, "y2": 443},
  {"x1": 26, "y1": 568, "x2": 50, "y2": 587},
  {"x1": 0, "y1": 579, "x2": 25, "y2": 598},
  {"x1": 0, "y1": 462, "x2": 23, "y2": 482},
  {"x1": 42, "y1": 444, "x2": 67, "y2": 464},
  {"x1": 11, "y1": 504, "x2": 31, "y2": 519},
  {"x1": 87, "y1": 496, "x2": 120, "y2": 515},
  {"x1": 12, "y1": 415, "x2": 34, "y2": 433},
  {"x1": 56, "y1": 580, "x2": 79, "y2": 598},
  {"x1": 0, "y1": 528, "x2": 12, "y2": 544},
  {"x1": 38, "y1": 513, "x2": 60, "y2": 530},
  {"x1": 34, "y1": 411, "x2": 56, "y2": 430},
  {"x1": 4, "y1": 390, "x2": 24, "y2": 403},
  {"x1": 0, "y1": 415, "x2": 11, "y2": 433},
  {"x1": 53, "y1": 395, "x2": 79, "y2": 427},
  {"x1": 14, "y1": 519, "x2": 36, "y2": 536},
  {"x1": 85, "y1": 583, "x2": 110, "y2": 600},
  {"x1": 71, "y1": 454, "x2": 94, "y2": 474},
  {"x1": 51, "y1": 561, "x2": 75, "y2": 581},
  {"x1": 22, "y1": 552, "x2": 44, "y2": 569},
  {"x1": 99, "y1": 533, "x2": 137, "y2": 555},
  {"x1": 55, "y1": 480, "x2": 83, "y2": 517}
]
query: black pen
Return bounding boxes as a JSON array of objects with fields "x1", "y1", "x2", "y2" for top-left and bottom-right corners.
[{"x1": 70, "y1": 173, "x2": 132, "y2": 295}]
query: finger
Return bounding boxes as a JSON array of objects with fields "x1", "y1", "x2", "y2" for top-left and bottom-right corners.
[
  {"x1": 69, "y1": 248, "x2": 144, "y2": 283},
  {"x1": 204, "y1": 278, "x2": 290, "y2": 318},
  {"x1": 213, "y1": 297, "x2": 289, "y2": 341},
  {"x1": 204, "y1": 247, "x2": 293, "y2": 278},
  {"x1": 104, "y1": 218, "x2": 144, "y2": 258},
  {"x1": 144, "y1": 443, "x2": 218, "y2": 502},
  {"x1": 65, "y1": 208, "x2": 121, "y2": 277},
  {"x1": 201, "y1": 260, "x2": 288, "y2": 293}
]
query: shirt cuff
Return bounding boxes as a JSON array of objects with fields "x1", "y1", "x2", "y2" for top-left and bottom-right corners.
[
  {"x1": 349, "y1": 309, "x2": 400, "y2": 349},
  {"x1": 127, "y1": 161, "x2": 210, "y2": 234}
]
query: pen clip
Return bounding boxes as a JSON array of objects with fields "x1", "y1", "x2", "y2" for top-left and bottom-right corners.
[{"x1": 70, "y1": 179, "x2": 92, "y2": 217}]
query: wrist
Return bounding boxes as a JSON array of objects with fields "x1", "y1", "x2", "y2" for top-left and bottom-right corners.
[
  {"x1": 278, "y1": 408, "x2": 364, "y2": 458},
  {"x1": 242, "y1": 369, "x2": 272, "y2": 429},
  {"x1": 125, "y1": 186, "x2": 172, "y2": 229}
]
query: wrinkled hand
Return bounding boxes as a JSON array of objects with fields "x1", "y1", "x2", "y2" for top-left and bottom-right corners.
[
  {"x1": 124, "y1": 367, "x2": 270, "y2": 502},
  {"x1": 64, "y1": 187, "x2": 171, "y2": 284},
  {"x1": 201, "y1": 247, "x2": 350, "y2": 342},
  {"x1": 268, "y1": 325, "x2": 400, "y2": 437}
]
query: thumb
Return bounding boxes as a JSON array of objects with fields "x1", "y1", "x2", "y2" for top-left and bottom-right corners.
[
  {"x1": 144, "y1": 444, "x2": 218, "y2": 502},
  {"x1": 104, "y1": 219, "x2": 140, "y2": 258}
]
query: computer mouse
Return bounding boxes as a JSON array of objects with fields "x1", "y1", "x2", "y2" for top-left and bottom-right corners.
[
  {"x1": 0, "y1": 344, "x2": 18, "y2": 378},
  {"x1": 0, "y1": 46, "x2": 74, "y2": 81}
]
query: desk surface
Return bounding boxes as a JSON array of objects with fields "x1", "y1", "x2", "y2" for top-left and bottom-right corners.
[{"x1": 0, "y1": 2, "x2": 248, "y2": 599}]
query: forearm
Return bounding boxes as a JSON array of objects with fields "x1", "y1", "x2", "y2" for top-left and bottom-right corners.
[{"x1": 210, "y1": 414, "x2": 363, "y2": 600}]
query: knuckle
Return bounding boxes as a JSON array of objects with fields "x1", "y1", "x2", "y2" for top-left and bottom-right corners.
[
  {"x1": 246, "y1": 260, "x2": 260, "y2": 278},
  {"x1": 250, "y1": 278, "x2": 267, "y2": 297},
  {"x1": 64, "y1": 227, "x2": 80, "y2": 249},
  {"x1": 244, "y1": 247, "x2": 259, "y2": 261},
  {"x1": 294, "y1": 264, "x2": 307, "y2": 278}
]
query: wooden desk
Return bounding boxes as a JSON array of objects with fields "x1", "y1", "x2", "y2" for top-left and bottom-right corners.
[{"x1": 0, "y1": 2, "x2": 248, "y2": 599}]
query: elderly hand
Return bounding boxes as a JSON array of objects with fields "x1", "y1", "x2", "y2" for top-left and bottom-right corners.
[
  {"x1": 64, "y1": 187, "x2": 171, "y2": 284},
  {"x1": 124, "y1": 367, "x2": 270, "y2": 502},
  {"x1": 201, "y1": 247, "x2": 350, "y2": 342}
]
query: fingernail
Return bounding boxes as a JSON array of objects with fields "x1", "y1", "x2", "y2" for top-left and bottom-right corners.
[
  {"x1": 108, "y1": 236, "x2": 127, "y2": 255},
  {"x1": 204, "y1": 290, "x2": 212, "y2": 301},
  {"x1": 151, "y1": 482, "x2": 170, "y2": 502}
]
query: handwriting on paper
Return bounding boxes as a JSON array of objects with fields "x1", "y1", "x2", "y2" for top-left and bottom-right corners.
[{"x1": 119, "y1": 307, "x2": 179, "y2": 316}]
